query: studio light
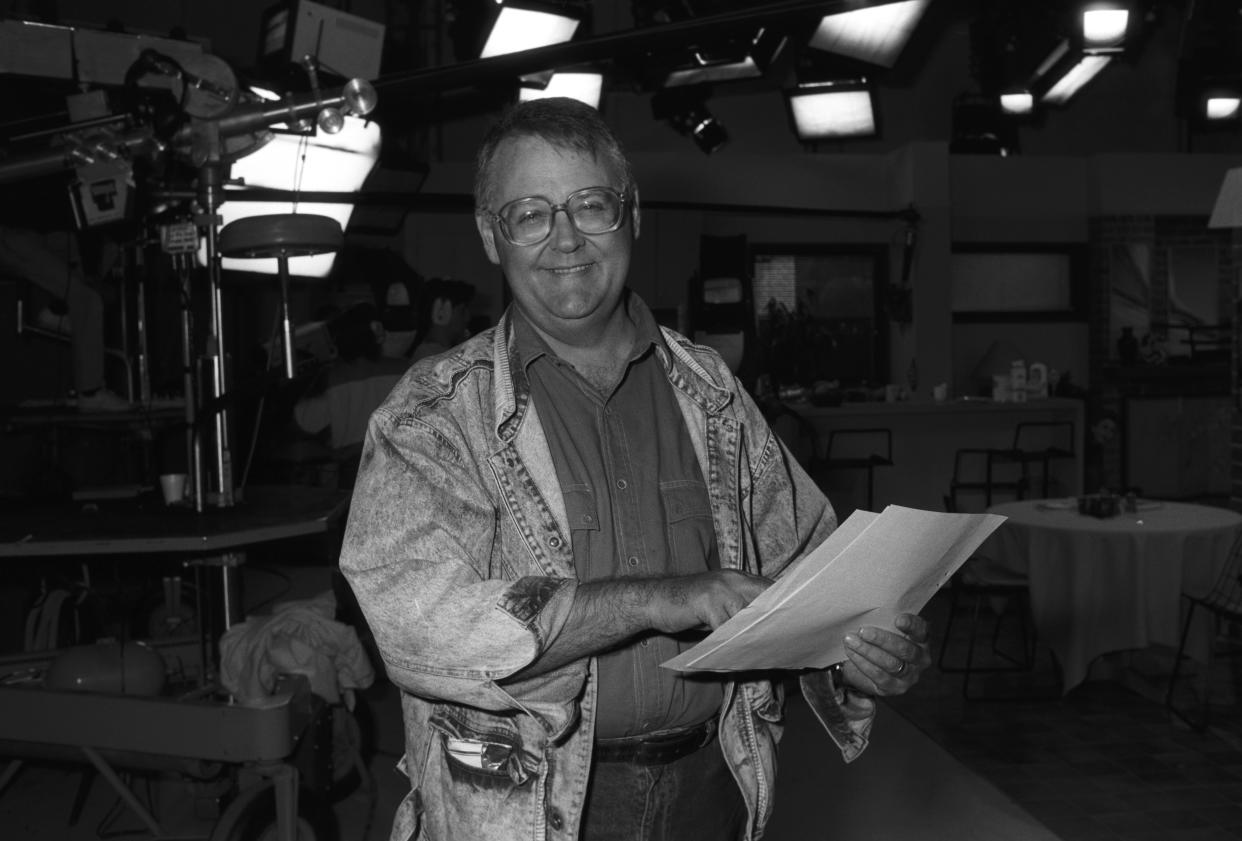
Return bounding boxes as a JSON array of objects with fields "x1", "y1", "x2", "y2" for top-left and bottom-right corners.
[
  {"x1": 480, "y1": 1, "x2": 582, "y2": 59},
  {"x1": 808, "y1": 0, "x2": 931, "y2": 68},
  {"x1": 661, "y1": 27, "x2": 787, "y2": 87},
  {"x1": 950, "y1": 92, "x2": 1017, "y2": 155},
  {"x1": 1194, "y1": 79, "x2": 1242, "y2": 123},
  {"x1": 652, "y1": 91, "x2": 729, "y2": 154},
  {"x1": 519, "y1": 70, "x2": 603, "y2": 107},
  {"x1": 999, "y1": 90, "x2": 1035, "y2": 116},
  {"x1": 786, "y1": 80, "x2": 877, "y2": 141},
  {"x1": 1206, "y1": 95, "x2": 1242, "y2": 121},
  {"x1": 1040, "y1": 51, "x2": 1111, "y2": 105},
  {"x1": 1080, "y1": 2, "x2": 1130, "y2": 54}
]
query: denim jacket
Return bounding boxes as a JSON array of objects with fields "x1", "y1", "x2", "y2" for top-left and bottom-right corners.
[{"x1": 339, "y1": 302, "x2": 873, "y2": 841}]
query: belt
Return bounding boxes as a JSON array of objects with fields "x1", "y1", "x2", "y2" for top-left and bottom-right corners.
[{"x1": 593, "y1": 719, "x2": 716, "y2": 766}]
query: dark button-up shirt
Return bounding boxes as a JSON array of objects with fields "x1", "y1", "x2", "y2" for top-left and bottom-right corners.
[{"x1": 513, "y1": 298, "x2": 722, "y2": 738}]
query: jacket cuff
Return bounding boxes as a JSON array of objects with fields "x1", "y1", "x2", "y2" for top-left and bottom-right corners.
[{"x1": 798, "y1": 669, "x2": 873, "y2": 763}]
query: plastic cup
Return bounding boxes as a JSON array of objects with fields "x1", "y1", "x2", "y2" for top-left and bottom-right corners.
[{"x1": 159, "y1": 473, "x2": 187, "y2": 505}]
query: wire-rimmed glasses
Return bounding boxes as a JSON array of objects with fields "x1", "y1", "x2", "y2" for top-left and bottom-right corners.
[{"x1": 481, "y1": 186, "x2": 629, "y2": 246}]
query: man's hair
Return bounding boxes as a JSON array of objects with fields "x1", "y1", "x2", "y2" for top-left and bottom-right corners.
[
  {"x1": 473, "y1": 97, "x2": 635, "y2": 211},
  {"x1": 421, "y1": 277, "x2": 476, "y2": 309}
]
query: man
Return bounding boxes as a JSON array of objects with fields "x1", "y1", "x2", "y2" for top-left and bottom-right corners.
[
  {"x1": 339, "y1": 97, "x2": 931, "y2": 841},
  {"x1": 293, "y1": 301, "x2": 407, "y2": 485},
  {"x1": 409, "y1": 276, "x2": 476, "y2": 362}
]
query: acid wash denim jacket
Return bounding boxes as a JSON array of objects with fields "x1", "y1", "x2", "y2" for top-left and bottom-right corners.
[{"x1": 339, "y1": 301, "x2": 874, "y2": 841}]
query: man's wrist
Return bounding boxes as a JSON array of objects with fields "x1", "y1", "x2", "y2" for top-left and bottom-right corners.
[{"x1": 827, "y1": 662, "x2": 847, "y2": 700}]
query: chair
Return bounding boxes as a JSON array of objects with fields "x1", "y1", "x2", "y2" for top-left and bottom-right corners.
[
  {"x1": 1003, "y1": 421, "x2": 1076, "y2": 498},
  {"x1": 1165, "y1": 532, "x2": 1242, "y2": 731},
  {"x1": 218, "y1": 214, "x2": 344, "y2": 379},
  {"x1": 947, "y1": 447, "x2": 1029, "y2": 510},
  {"x1": 823, "y1": 427, "x2": 893, "y2": 512},
  {"x1": 936, "y1": 488, "x2": 1039, "y2": 699},
  {"x1": 764, "y1": 401, "x2": 830, "y2": 492}
]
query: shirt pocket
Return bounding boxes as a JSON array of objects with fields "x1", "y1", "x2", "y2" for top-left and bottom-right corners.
[
  {"x1": 562, "y1": 485, "x2": 600, "y2": 574},
  {"x1": 660, "y1": 480, "x2": 719, "y2": 572}
]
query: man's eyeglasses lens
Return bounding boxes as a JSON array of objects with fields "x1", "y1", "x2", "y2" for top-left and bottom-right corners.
[{"x1": 496, "y1": 188, "x2": 625, "y2": 245}]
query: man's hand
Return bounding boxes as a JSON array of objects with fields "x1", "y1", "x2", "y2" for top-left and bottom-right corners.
[
  {"x1": 839, "y1": 612, "x2": 931, "y2": 698},
  {"x1": 648, "y1": 570, "x2": 772, "y2": 633}
]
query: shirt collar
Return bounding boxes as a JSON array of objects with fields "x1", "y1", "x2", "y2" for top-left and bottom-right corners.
[{"x1": 511, "y1": 291, "x2": 664, "y2": 372}]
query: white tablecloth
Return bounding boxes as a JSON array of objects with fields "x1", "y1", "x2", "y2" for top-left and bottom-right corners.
[{"x1": 982, "y1": 499, "x2": 1242, "y2": 692}]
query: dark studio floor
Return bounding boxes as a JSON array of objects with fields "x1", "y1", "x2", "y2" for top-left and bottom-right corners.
[{"x1": 4, "y1": 567, "x2": 1242, "y2": 841}]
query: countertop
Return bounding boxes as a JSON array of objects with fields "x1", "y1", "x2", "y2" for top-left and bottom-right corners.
[{"x1": 785, "y1": 396, "x2": 1084, "y2": 417}]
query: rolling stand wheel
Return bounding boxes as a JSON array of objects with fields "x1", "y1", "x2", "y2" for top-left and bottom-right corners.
[{"x1": 209, "y1": 779, "x2": 338, "y2": 841}]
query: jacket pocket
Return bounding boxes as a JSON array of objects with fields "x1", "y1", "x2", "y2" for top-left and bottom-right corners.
[
  {"x1": 418, "y1": 708, "x2": 547, "y2": 839},
  {"x1": 429, "y1": 708, "x2": 540, "y2": 787}
]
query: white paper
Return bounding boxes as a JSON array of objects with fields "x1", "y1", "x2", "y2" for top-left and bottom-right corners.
[{"x1": 662, "y1": 505, "x2": 1007, "y2": 673}]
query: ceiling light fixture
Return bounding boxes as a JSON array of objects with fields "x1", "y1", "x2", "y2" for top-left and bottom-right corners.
[
  {"x1": 950, "y1": 92, "x2": 1017, "y2": 155},
  {"x1": 480, "y1": 1, "x2": 582, "y2": 59},
  {"x1": 652, "y1": 90, "x2": 729, "y2": 154},
  {"x1": 661, "y1": 27, "x2": 787, "y2": 87},
  {"x1": 1205, "y1": 95, "x2": 1242, "y2": 121},
  {"x1": 1080, "y1": 2, "x2": 1130, "y2": 54},
  {"x1": 999, "y1": 90, "x2": 1035, "y2": 116},
  {"x1": 786, "y1": 79, "x2": 877, "y2": 141},
  {"x1": 808, "y1": 0, "x2": 931, "y2": 68},
  {"x1": 1040, "y1": 52, "x2": 1111, "y2": 105}
]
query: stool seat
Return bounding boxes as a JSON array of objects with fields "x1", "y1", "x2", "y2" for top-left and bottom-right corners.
[
  {"x1": 218, "y1": 213, "x2": 343, "y2": 259},
  {"x1": 216, "y1": 213, "x2": 343, "y2": 379}
]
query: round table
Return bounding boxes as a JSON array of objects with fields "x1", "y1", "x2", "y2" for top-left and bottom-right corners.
[{"x1": 983, "y1": 499, "x2": 1242, "y2": 692}]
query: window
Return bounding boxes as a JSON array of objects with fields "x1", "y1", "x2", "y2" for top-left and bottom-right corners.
[
  {"x1": 752, "y1": 245, "x2": 887, "y2": 387},
  {"x1": 951, "y1": 244, "x2": 1086, "y2": 321}
]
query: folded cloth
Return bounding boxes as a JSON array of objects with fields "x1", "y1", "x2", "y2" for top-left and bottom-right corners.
[{"x1": 219, "y1": 590, "x2": 375, "y2": 705}]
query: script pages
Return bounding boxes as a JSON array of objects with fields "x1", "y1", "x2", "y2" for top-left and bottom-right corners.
[{"x1": 662, "y1": 505, "x2": 1006, "y2": 673}]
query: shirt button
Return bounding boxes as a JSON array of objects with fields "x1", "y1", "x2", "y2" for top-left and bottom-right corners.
[
  {"x1": 547, "y1": 806, "x2": 564, "y2": 831},
  {"x1": 616, "y1": 479, "x2": 628, "y2": 489},
  {"x1": 583, "y1": 514, "x2": 593, "y2": 524},
  {"x1": 548, "y1": 536, "x2": 562, "y2": 549},
  {"x1": 627, "y1": 556, "x2": 639, "y2": 567}
]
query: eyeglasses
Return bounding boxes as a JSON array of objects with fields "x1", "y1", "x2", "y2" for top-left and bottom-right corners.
[{"x1": 481, "y1": 186, "x2": 629, "y2": 246}]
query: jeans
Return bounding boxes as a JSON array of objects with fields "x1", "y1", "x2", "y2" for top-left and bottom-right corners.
[{"x1": 581, "y1": 740, "x2": 747, "y2": 841}]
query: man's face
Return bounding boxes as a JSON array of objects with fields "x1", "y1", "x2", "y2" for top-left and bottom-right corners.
[{"x1": 475, "y1": 136, "x2": 639, "y2": 342}]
